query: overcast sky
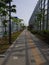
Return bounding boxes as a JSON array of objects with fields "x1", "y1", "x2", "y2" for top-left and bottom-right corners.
[{"x1": 12, "y1": 0, "x2": 38, "y2": 26}]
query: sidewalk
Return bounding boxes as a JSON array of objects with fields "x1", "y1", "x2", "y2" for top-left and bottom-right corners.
[{"x1": 0, "y1": 29, "x2": 49, "y2": 65}]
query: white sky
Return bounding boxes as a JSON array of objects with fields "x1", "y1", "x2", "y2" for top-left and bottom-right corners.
[{"x1": 12, "y1": 0, "x2": 38, "y2": 26}]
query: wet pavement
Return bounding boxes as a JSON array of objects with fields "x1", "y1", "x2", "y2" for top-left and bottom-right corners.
[{"x1": 0, "y1": 29, "x2": 49, "y2": 65}]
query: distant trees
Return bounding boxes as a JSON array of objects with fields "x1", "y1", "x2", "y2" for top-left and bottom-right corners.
[
  {"x1": 35, "y1": 12, "x2": 43, "y2": 31},
  {"x1": 12, "y1": 17, "x2": 24, "y2": 31}
]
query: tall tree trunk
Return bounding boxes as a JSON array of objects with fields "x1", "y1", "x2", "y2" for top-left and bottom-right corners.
[
  {"x1": 42, "y1": 0, "x2": 45, "y2": 30},
  {"x1": 46, "y1": 0, "x2": 49, "y2": 30},
  {"x1": 40, "y1": 0, "x2": 42, "y2": 31},
  {"x1": 9, "y1": 1, "x2": 12, "y2": 44},
  {"x1": 5, "y1": 16, "x2": 7, "y2": 36}
]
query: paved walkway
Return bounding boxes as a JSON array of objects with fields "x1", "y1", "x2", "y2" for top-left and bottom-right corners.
[{"x1": 0, "y1": 29, "x2": 49, "y2": 65}]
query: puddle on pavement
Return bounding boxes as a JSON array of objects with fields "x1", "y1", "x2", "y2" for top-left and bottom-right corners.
[
  {"x1": 13, "y1": 56, "x2": 18, "y2": 60},
  {"x1": 15, "y1": 45, "x2": 25, "y2": 48}
]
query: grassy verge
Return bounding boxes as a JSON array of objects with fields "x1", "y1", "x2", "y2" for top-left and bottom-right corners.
[
  {"x1": 29, "y1": 29, "x2": 49, "y2": 44},
  {"x1": 0, "y1": 30, "x2": 22, "y2": 54}
]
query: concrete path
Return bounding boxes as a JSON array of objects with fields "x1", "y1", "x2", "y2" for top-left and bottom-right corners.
[{"x1": 0, "y1": 29, "x2": 49, "y2": 65}]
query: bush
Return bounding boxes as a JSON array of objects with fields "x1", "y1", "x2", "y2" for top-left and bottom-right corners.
[
  {"x1": 29, "y1": 29, "x2": 49, "y2": 43},
  {"x1": 40, "y1": 30, "x2": 49, "y2": 38},
  {"x1": 30, "y1": 30, "x2": 37, "y2": 34}
]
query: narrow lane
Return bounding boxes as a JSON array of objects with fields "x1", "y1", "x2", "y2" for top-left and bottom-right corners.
[{"x1": 1, "y1": 29, "x2": 49, "y2": 65}]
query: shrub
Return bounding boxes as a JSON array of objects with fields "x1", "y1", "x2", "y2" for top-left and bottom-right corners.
[
  {"x1": 30, "y1": 30, "x2": 37, "y2": 34},
  {"x1": 29, "y1": 29, "x2": 49, "y2": 43}
]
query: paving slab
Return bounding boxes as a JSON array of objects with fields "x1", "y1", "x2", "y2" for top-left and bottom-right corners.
[{"x1": 0, "y1": 29, "x2": 49, "y2": 65}]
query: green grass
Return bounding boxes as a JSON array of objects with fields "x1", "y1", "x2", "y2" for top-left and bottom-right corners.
[
  {"x1": 29, "y1": 29, "x2": 49, "y2": 44},
  {"x1": 0, "y1": 31, "x2": 22, "y2": 54},
  {"x1": 11, "y1": 31, "x2": 22, "y2": 42}
]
